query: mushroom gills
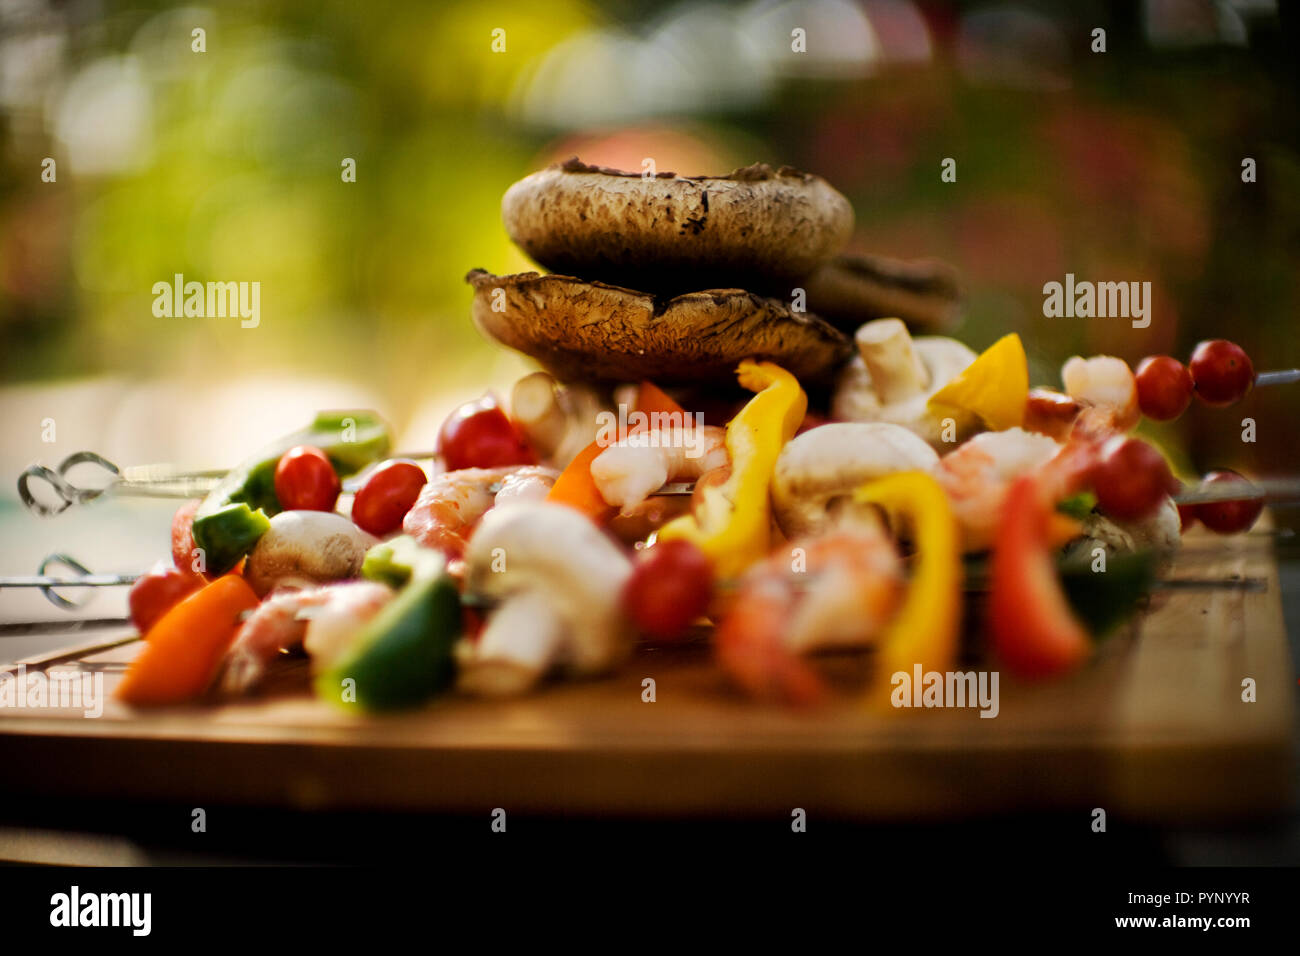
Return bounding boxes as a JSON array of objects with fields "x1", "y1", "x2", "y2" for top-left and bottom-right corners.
[{"x1": 466, "y1": 269, "x2": 852, "y2": 386}]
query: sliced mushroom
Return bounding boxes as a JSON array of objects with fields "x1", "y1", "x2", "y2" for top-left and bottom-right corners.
[
  {"x1": 459, "y1": 502, "x2": 633, "y2": 695},
  {"x1": 802, "y1": 253, "x2": 964, "y2": 334},
  {"x1": 467, "y1": 269, "x2": 852, "y2": 385},
  {"x1": 831, "y1": 318, "x2": 977, "y2": 448},
  {"x1": 501, "y1": 157, "x2": 854, "y2": 294},
  {"x1": 771, "y1": 422, "x2": 940, "y2": 538}
]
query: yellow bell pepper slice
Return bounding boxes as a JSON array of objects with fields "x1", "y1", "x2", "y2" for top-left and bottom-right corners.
[
  {"x1": 927, "y1": 332, "x2": 1028, "y2": 432},
  {"x1": 852, "y1": 471, "x2": 962, "y2": 709},
  {"x1": 657, "y1": 360, "x2": 806, "y2": 580}
]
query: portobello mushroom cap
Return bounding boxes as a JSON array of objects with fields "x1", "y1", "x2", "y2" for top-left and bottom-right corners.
[
  {"x1": 802, "y1": 253, "x2": 964, "y2": 335},
  {"x1": 466, "y1": 269, "x2": 853, "y2": 385},
  {"x1": 501, "y1": 158, "x2": 854, "y2": 294}
]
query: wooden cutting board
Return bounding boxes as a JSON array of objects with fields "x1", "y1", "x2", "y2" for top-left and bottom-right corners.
[{"x1": 0, "y1": 530, "x2": 1292, "y2": 822}]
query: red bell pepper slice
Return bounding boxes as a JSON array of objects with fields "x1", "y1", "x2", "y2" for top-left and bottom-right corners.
[{"x1": 990, "y1": 474, "x2": 1092, "y2": 679}]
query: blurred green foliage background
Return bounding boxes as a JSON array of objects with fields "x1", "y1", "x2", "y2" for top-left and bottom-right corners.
[{"x1": 1, "y1": 0, "x2": 1297, "y2": 479}]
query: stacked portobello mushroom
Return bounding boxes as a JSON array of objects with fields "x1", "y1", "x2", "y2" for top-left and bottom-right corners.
[{"x1": 467, "y1": 157, "x2": 962, "y2": 386}]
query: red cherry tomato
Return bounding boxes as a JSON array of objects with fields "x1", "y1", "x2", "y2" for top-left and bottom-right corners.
[
  {"x1": 437, "y1": 394, "x2": 537, "y2": 471},
  {"x1": 351, "y1": 459, "x2": 428, "y2": 536},
  {"x1": 1135, "y1": 355, "x2": 1194, "y2": 421},
  {"x1": 274, "y1": 445, "x2": 341, "y2": 512},
  {"x1": 622, "y1": 539, "x2": 715, "y2": 641},
  {"x1": 171, "y1": 499, "x2": 204, "y2": 574},
  {"x1": 1193, "y1": 470, "x2": 1264, "y2": 535},
  {"x1": 129, "y1": 562, "x2": 204, "y2": 634},
  {"x1": 1189, "y1": 339, "x2": 1253, "y2": 407},
  {"x1": 1091, "y1": 436, "x2": 1179, "y2": 522}
]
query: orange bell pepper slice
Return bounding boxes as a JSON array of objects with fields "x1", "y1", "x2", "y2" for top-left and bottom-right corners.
[
  {"x1": 545, "y1": 441, "x2": 613, "y2": 519},
  {"x1": 117, "y1": 575, "x2": 259, "y2": 706},
  {"x1": 634, "y1": 381, "x2": 687, "y2": 419},
  {"x1": 547, "y1": 381, "x2": 688, "y2": 520}
]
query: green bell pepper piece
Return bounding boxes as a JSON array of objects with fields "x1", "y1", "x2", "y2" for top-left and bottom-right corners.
[
  {"x1": 361, "y1": 534, "x2": 441, "y2": 589},
  {"x1": 317, "y1": 560, "x2": 461, "y2": 711},
  {"x1": 190, "y1": 502, "x2": 272, "y2": 576},
  {"x1": 1059, "y1": 549, "x2": 1157, "y2": 638}
]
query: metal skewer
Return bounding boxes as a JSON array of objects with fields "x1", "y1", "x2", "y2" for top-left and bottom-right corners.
[
  {"x1": 1255, "y1": 368, "x2": 1300, "y2": 387},
  {"x1": 0, "y1": 617, "x2": 132, "y2": 637},
  {"x1": 17, "y1": 362, "x2": 1300, "y2": 516},
  {"x1": 663, "y1": 477, "x2": 1300, "y2": 507},
  {"x1": 17, "y1": 449, "x2": 440, "y2": 517},
  {"x1": 1170, "y1": 477, "x2": 1300, "y2": 506},
  {"x1": 0, "y1": 554, "x2": 140, "y2": 611},
  {"x1": 17, "y1": 452, "x2": 227, "y2": 517},
  {"x1": 18, "y1": 406, "x2": 1300, "y2": 516},
  {"x1": 1, "y1": 536, "x2": 1278, "y2": 623},
  {"x1": 28, "y1": 464, "x2": 1298, "y2": 509}
]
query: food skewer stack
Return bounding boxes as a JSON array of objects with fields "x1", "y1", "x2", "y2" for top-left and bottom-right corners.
[{"x1": 11, "y1": 157, "x2": 1292, "y2": 713}]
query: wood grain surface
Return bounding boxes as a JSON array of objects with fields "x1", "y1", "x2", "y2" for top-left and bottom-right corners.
[{"x1": 0, "y1": 530, "x2": 1292, "y2": 822}]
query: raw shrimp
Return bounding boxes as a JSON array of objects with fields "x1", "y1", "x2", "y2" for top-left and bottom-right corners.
[
  {"x1": 402, "y1": 465, "x2": 559, "y2": 557},
  {"x1": 933, "y1": 427, "x2": 1063, "y2": 552},
  {"x1": 715, "y1": 526, "x2": 904, "y2": 705},
  {"x1": 301, "y1": 582, "x2": 400, "y2": 673},
  {"x1": 1061, "y1": 355, "x2": 1139, "y2": 432},
  {"x1": 589, "y1": 425, "x2": 727, "y2": 513},
  {"x1": 218, "y1": 580, "x2": 393, "y2": 695}
]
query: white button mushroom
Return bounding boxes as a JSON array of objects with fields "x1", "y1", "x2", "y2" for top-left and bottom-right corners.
[
  {"x1": 244, "y1": 511, "x2": 378, "y2": 598},
  {"x1": 459, "y1": 501, "x2": 634, "y2": 696},
  {"x1": 770, "y1": 422, "x2": 940, "y2": 539},
  {"x1": 1073, "y1": 497, "x2": 1181, "y2": 559},
  {"x1": 831, "y1": 318, "x2": 977, "y2": 448}
]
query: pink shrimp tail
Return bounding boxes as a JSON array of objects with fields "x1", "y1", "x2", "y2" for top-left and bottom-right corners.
[{"x1": 714, "y1": 582, "x2": 826, "y2": 707}]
